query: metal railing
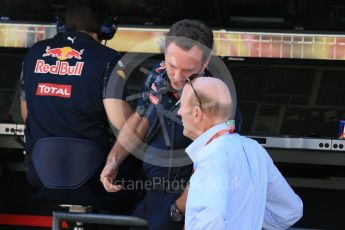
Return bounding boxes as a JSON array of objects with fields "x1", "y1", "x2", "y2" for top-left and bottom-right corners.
[{"x1": 52, "y1": 211, "x2": 148, "y2": 230}]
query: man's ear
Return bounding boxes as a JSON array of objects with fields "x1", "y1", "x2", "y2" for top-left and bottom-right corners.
[
  {"x1": 202, "y1": 56, "x2": 211, "y2": 71},
  {"x1": 193, "y1": 106, "x2": 203, "y2": 123}
]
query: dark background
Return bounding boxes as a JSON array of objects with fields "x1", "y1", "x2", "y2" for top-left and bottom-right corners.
[{"x1": 2, "y1": 0, "x2": 345, "y2": 32}]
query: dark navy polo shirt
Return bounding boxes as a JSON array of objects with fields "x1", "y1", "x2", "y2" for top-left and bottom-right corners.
[
  {"x1": 137, "y1": 63, "x2": 193, "y2": 181},
  {"x1": 143, "y1": 91, "x2": 194, "y2": 181},
  {"x1": 21, "y1": 31, "x2": 125, "y2": 153}
]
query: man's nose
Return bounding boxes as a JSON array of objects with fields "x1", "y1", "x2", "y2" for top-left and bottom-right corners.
[{"x1": 173, "y1": 70, "x2": 186, "y2": 82}]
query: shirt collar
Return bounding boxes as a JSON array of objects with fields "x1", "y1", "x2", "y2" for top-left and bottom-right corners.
[{"x1": 186, "y1": 122, "x2": 229, "y2": 163}]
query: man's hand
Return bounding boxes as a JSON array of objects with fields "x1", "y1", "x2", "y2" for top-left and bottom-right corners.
[
  {"x1": 100, "y1": 159, "x2": 122, "y2": 192},
  {"x1": 100, "y1": 112, "x2": 149, "y2": 193}
]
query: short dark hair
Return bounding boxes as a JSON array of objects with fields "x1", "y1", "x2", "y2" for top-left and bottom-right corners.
[
  {"x1": 165, "y1": 19, "x2": 214, "y2": 62},
  {"x1": 64, "y1": 0, "x2": 113, "y2": 33}
]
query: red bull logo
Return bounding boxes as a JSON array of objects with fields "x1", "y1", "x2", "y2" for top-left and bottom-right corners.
[
  {"x1": 34, "y1": 60, "x2": 84, "y2": 76},
  {"x1": 43, "y1": 46, "x2": 84, "y2": 60},
  {"x1": 36, "y1": 83, "x2": 72, "y2": 98},
  {"x1": 35, "y1": 46, "x2": 85, "y2": 76},
  {"x1": 65, "y1": 49, "x2": 84, "y2": 60},
  {"x1": 42, "y1": 47, "x2": 62, "y2": 58}
]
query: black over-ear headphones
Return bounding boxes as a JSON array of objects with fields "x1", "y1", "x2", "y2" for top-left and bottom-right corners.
[
  {"x1": 56, "y1": 17, "x2": 66, "y2": 34},
  {"x1": 56, "y1": 16, "x2": 118, "y2": 41},
  {"x1": 98, "y1": 16, "x2": 118, "y2": 40}
]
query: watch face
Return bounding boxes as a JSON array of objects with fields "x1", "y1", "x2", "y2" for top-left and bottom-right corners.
[
  {"x1": 171, "y1": 211, "x2": 183, "y2": 222},
  {"x1": 170, "y1": 203, "x2": 183, "y2": 222}
]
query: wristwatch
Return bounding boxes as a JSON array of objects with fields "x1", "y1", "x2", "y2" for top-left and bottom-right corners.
[{"x1": 170, "y1": 202, "x2": 184, "y2": 222}]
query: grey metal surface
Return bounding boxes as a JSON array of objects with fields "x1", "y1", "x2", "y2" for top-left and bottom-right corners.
[
  {"x1": 247, "y1": 135, "x2": 345, "y2": 151},
  {"x1": 0, "y1": 123, "x2": 24, "y2": 136}
]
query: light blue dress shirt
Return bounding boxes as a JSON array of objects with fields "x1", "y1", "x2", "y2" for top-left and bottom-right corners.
[{"x1": 185, "y1": 123, "x2": 303, "y2": 230}]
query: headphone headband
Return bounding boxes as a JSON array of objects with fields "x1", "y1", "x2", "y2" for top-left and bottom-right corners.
[{"x1": 56, "y1": 16, "x2": 117, "y2": 40}]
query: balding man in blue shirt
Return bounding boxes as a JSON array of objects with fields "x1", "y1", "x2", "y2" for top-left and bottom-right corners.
[{"x1": 178, "y1": 77, "x2": 303, "y2": 230}]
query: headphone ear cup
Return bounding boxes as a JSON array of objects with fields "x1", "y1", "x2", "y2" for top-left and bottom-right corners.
[
  {"x1": 98, "y1": 17, "x2": 117, "y2": 40},
  {"x1": 56, "y1": 17, "x2": 66, "y2": 34}
]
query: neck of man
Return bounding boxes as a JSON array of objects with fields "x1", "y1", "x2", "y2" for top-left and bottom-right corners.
[
  {"x1": 88, "y1": 32, "x2": 101, "y2": 43},
  {"x1": 193, "y1": 117, "x2": 226, "y2": 139},
  {"x1": 78, "y1": 30, "x2": 101, "y2": 43}
]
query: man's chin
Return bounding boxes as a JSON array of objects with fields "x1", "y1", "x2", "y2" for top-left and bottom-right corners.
[{"x1": 171, "y1": 82, "x2": 184, "y2": 90}]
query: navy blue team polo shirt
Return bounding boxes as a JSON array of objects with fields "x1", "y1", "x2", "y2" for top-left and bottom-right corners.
[
  {"x1": 136, "y1": 62, "x2": 193, "y2": 181},
  {"x1": 21, "y1": 31, "x2": 125, "y2": 154}
]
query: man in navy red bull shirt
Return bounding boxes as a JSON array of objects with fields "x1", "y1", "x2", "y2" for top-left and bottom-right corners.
[{"x1": 20, "y1": 0, "x2": 139, "y2": 213}]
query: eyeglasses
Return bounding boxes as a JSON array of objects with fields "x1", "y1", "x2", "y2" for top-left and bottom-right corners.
[{"x1": 185, "y1": 74, "x2": 202, "y2": 107}]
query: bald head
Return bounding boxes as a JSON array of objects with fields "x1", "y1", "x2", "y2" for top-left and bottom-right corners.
[
  {"x1": 178, "y1": 77, "x2": 233, "y2": 139},
  {"x1": 185, "y1": 77, "x2": 232, "y2": 122}
]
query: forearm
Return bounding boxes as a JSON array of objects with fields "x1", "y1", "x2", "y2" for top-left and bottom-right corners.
[
  {"x1": 106, "y1": 112, "x2": 148, "y2": 164},
  {"x1": 20, "y1": 100, "x2": 27, "y2": 122},
  {"x1": 101, "y1": 112, "x2": 148, "y2": 192}
]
